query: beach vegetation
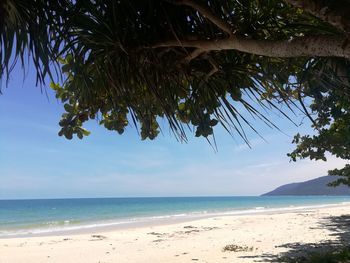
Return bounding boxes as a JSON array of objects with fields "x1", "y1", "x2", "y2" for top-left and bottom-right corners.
[
  {"x1": 222, "y1": 244, "x2": 254, "y2": 252},
  {"x1": 1, "y1": 0, "x2": 350, "y2": 183}
]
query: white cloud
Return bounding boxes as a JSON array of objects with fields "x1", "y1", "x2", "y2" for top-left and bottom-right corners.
[{"x1": 84, "y1": 155, "x2": 347, "y2": 197}]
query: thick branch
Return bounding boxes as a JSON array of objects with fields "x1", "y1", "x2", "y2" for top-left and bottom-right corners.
[
  {"x1": 152, "y1": 35, "x2": 350, "y2": 59},
  {"x1": 283, "y1": 0, "x2": 350, "y2": 33},
  {"x1": 168, "y1": 0, "x2": 233, "y2": 35}
]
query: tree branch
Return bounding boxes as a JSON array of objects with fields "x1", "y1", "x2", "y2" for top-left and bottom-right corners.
[
  {"x1": 183, "y1": 48, "x2": 205, "y2": 63},
  {"x1": 168, "y1": 0, "x2": 233, "y2": 36},
  {"x1": 205, "y1": 56, "x2": 219, "y2": 81},
  {"x1": 283, "y1": 0, "x2": 350, "y2": 33},
  {"x1": 152, "y1": 35, "x2": 350, "y2": 59}
]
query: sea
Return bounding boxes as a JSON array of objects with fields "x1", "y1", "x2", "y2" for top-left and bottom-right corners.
[{"x1": 1, "y1": 196, "x2": 350, "y2": 238}]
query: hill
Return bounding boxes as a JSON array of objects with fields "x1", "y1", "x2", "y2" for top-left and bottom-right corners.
[{"x1": 262, "y1": 176, "x2": 350, "y2": 196}]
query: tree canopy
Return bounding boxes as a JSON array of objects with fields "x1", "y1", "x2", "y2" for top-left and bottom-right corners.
[{"x1": 1, "y1": 0, "x2": 350, "y2": 183}]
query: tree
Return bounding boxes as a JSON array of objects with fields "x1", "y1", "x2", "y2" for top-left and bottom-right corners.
[
  {"x1": 288, "y1": 58, "x2": 350, "y2": 186},
  {"x1": 1, "y1": 0, "x2": 349, "y2": 182}
]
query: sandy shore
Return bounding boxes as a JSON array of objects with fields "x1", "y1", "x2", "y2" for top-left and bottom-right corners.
[{"x1": 1, "y1": 204, "x2": 350, "y2": 263}]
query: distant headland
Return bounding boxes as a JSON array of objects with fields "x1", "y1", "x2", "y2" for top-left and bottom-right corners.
[{"x1": 262, "y1": 176, "x2": 350, "y2": 196}]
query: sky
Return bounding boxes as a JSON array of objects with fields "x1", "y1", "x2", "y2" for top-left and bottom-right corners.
[{"x1": 0, "y1": 64, "x2": 347, "y2": 199}]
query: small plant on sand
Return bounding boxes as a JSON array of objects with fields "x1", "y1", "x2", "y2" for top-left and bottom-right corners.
[{"x1": 222, "y1": 244, "x2": 254, "y2": 252}]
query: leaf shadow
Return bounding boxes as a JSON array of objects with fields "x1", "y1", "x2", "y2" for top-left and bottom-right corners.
[{"x1": 238, "y1": 214, "x2": 350, "y2": 262}]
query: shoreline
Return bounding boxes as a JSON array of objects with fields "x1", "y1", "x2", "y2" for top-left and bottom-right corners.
[
  {"x1": 1, "y1": 204, "x2": 349, "y2": 262},
  {"x1": 2, "y1": 201, "x2": 350, "y2": 239}
]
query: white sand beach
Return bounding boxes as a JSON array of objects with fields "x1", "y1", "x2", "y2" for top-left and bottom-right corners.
[{"x1": 1, "y1": 204, "x2": 350, "y2": 263}]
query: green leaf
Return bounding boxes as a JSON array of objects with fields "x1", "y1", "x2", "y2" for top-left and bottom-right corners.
[
  {"x1": 62, "y1": 64, "x2": 71, "y2": 73},
  {"x1": 178, "y1": 103, "x2": 186, "y2": 111},
  {"x1": 81, "y1": 128, "x2": 91, "y2": 136},
  {"x1": 64, "y1": 104, "x2": 73, "y2": 112}
]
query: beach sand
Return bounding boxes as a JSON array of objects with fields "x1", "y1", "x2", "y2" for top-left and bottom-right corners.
[{"x1": 1, "y1": 205, "x2": 350, "y2": 263}]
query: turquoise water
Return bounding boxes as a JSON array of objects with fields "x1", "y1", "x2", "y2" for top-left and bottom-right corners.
[{"x1": 1, "y1": 196, "x2": 350, "y2": 237}]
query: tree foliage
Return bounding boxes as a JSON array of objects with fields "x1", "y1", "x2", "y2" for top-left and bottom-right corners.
[
  {"x1": 1, "y1": 0, "x2": 350, "y2": 183},
  {"x1": 288, "y1": 59, "x2": 350, "y2": 185}
]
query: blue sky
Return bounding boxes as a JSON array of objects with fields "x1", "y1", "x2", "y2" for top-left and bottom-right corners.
[{"x1": 0, "y1": 65, "x2": 347, "y2": 199}]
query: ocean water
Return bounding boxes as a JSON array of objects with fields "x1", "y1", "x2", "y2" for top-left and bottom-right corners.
[{"x1": 1, "y1": 196, "x2": 350, "y2": 237}]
